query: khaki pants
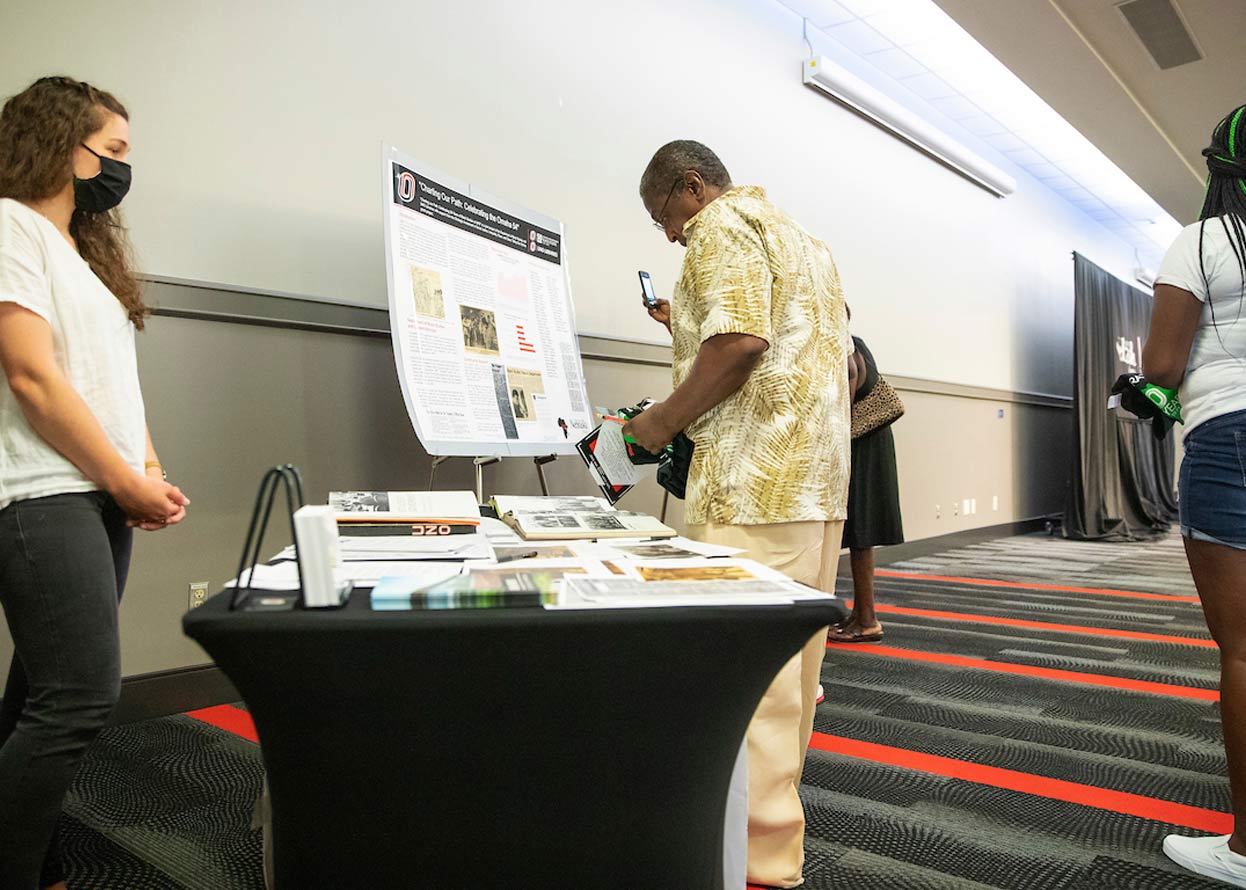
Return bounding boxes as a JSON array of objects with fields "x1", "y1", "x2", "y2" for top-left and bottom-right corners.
[{"x1": 687, "y1": 520, "x2": 843, "y2": 889}]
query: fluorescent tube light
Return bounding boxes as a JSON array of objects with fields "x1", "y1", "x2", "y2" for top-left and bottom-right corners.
[{"x1": 803, "y1": 54, "x2": 1017, "y2": 197}]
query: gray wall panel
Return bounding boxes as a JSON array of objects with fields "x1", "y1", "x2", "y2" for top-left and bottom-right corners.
[
  {"x1": 0, "y1": 286, "x2": 1069, "y2": 687},
  {"x1": 0, "y1": 310, "x2": 683, "y2": 683}
]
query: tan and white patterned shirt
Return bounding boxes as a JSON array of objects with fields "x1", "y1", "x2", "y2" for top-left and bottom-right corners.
[{"x1": 671, "y1": 185, "x2": 851, "y2": 526}]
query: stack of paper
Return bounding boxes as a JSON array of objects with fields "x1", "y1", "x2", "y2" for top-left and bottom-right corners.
[
  {"x1": 581, "y1": 536, "x2": 743, "y2": 562},
  {"x1": 228, "y1": 488, "x2": 824, "y2": 613},
  {"x1": 227, "y1": 561, "x2": 466, "y2": 591},
  {"x1": 550, "y1": 559, "x2": 836, "y2": 609},
  {"x1": 270, "y1": 532, "x2": 493, "y2": 563},
  {"x1": 339, "y1": 534, "x2": 493, "y2": 561}
]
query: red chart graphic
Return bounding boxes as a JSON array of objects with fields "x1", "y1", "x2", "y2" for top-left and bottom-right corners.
[{"x1": 516, "y1": 325, "x2": 536, "y2": 354}]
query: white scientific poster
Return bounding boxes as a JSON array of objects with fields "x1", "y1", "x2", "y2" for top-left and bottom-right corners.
[{"x1": 382, "y1": 145, "x2": 594, "y2": 456}]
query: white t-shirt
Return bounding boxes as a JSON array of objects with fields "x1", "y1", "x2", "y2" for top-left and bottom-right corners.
[
  {"x1": 0, "y1": 198, "x2": 146, "y2": 510},
  {"x1": 1155, "y1": 214, "x2": 1246, "y2": 440}
]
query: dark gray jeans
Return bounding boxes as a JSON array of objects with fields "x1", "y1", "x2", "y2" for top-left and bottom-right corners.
[{"x1": 0, "y1": 491, "x2": 131, "y2": 890}]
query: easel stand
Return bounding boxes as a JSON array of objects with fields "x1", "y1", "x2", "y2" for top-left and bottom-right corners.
[
  {"x1": 428, "y1": 455, "x2": 452, "y2": 490},
  {"x1": 474, "y1": 456, "x2": 501, "y2": 505},
  {"x1": 427, "y1": 454, "x2": 559, "y2": 505},
  {"x1": 533, "y1": 455, "x2": 557, "y2": 496}
]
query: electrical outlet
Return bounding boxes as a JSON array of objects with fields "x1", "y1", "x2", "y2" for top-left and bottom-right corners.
[
  {"x1": 953, "y1": 501, "x2": 959, "y2": 517},
  {"x1": 992, "y1": 495, "x2": 999, "y2": 512},
  {"x1": 188, "y1": 581, "x2": 209, "y2": 611},
  {"x1": 935, "y1": 503, "x2": 941, "y2": 519}
]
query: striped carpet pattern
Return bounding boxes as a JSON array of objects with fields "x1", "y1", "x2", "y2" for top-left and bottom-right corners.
[
  {"x1": 55, "y1": 530, "x2": 1226, "y2": 888},
  {"x1": 800, "y1": 530, "x2": 1228, "y2": 889}
]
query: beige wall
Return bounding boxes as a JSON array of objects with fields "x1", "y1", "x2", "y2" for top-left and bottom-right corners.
[
  {"x1": 889, "y1": 387, "x2": 1069, "y2": 542},
  {"x1": 0, "y1": 0, "x2": 1142, "y2": 396},
  {"x1": 0, "y1": 0, "x2": 1142, "y2": 695}
]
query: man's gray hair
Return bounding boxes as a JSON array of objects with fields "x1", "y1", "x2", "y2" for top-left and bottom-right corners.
[{"x1": 639, "y1": 140, "x2": 732, "y2": 203}]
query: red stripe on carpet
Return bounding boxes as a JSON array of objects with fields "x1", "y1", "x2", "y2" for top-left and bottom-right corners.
[
  {"x1": 825, "y1": 642, "x2": 1220, "y2": 701},
  {"x1": 868, "y1": 603, "x2": 1217, "y2": 648},
  {"x1": 875, "y1": 570, "x2": 1200, "y2": 604},
  {"x1": 809, "y1": 731, "x2": 1233, "y2": 834},
  {"x1": 187, "y1": 704, "x2": 259, "y2": 743}
]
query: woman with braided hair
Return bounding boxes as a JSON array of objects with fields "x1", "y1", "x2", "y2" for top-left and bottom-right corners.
[{"x1": 1142, "y1": 102, "x2": 1246, "y2": 886}]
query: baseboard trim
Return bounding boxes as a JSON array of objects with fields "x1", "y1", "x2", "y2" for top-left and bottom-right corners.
[
  {"x1": 840, "y1": 517, "x2": 1057, "y2": 574},
  {"x1": 111, "y1": 664, "x2": 239, "y2": 725}
]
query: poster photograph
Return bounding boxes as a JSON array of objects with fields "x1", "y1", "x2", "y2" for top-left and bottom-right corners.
[
  {"x1": 507, "y1": 367, "x2": 545, "y2": 422},
  {"x1": 411, "y1": 266, "x2": 445, "y2": 319},
  {"x1": 460, "y1": 305, "x2": 500, "y2": 355}
]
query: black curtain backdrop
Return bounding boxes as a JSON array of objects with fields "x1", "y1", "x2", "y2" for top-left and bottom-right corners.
[{"x1": 1064, "y1": 253, "x2": 1178, "y2": 540}]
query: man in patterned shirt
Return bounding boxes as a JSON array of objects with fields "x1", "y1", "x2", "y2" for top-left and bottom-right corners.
[{"x1": 625, "y1": 140, "x2": 851, "y2": 888}]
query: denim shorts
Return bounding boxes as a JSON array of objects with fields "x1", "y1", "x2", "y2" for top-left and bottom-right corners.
[{"x1": 1180, "y1": 409, "x2": 1246, "y2": 550}]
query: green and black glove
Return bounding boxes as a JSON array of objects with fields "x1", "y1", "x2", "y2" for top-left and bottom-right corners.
[{"x1": 1109, "y1": 373, "x2": 1183, "y2": 440}]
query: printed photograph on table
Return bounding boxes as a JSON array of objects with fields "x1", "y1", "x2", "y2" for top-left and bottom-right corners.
[
  {"x1": 636, "y1": 564, "x2": 757, "y2": 582},
  {"x1": 613, "y1": 543, "x2": 704, "y2": 560},
  {"x1": 492, "y1": 495, "x2": 614, "y2": 514},
  {"x1": 493, "y1": 544, "x2": 578, "y2": 560},
  {"x1": 330, "y1": 491, "x2": 390, "y2": 513},
  {"x1": 530, "y1": 514, "x2": 584, "y2": 529},
  {"x1": 459, "y1": 305, "x2": 500, "y2": 355},
  {"x1": 410, "y1": 265, "x2": 445, "y2": 319}
]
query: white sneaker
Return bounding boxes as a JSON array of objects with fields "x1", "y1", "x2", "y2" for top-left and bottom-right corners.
[
  {"x1": 1164, "y1": 834, "x2": 1246, "y2": 887},
  {"x1": 816, "y1": 684, "x2": 825, "y2": 705}
]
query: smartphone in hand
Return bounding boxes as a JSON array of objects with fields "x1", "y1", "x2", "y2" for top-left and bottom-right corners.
[{"x1": 638, "y1": 270, "x2": 658, "y2": 309}]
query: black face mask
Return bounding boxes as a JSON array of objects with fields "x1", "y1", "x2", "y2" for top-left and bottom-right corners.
[{"x1": 73, "y1": 143, "x2": 131, "y2": 213}]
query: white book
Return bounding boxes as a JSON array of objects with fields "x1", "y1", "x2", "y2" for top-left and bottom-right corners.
[
  {"x1": 329, "y1": 490, "x2": 480, "y2": 522},
  {"x1": 502, "y1": 510, "x2": 676, "y2": 541},
  {"x1": 491, "y1": 495, "x2": 615, "y2": 516}
]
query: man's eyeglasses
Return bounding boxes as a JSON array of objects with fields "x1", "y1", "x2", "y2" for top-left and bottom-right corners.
[{"x1": 652, "y1": 178, "x2": 684, "y2": 231}]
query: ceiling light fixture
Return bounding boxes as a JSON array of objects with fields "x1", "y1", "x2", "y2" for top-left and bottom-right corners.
[{"x1": 803, "y1": 54, "x2": 1018, "y2": 198}]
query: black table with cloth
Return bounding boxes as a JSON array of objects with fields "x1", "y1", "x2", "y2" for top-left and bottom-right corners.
[{"x1": 183, "y1": 589, "x2": 846, "y2": 889}]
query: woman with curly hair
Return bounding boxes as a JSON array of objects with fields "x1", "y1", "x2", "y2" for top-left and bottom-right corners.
[{"x1": 0, "y1": 76, "x2": 190, "y2": 889}]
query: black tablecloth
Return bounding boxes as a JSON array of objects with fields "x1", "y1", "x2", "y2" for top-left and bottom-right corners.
[{"x1": 184, "y1": 589, "x2": 846, "y2": 889}]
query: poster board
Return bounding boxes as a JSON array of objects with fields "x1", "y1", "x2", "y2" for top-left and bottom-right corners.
[{"x1": 382, "y1": 145, "x2": 594, "y2": 457}]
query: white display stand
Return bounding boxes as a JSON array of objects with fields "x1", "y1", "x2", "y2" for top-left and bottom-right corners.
[{"x1": 382, "y1": 145, "x2": 594, "y2": 469}]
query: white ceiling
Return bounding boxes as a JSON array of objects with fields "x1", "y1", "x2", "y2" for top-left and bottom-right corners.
[
  {"x1": 932, "y1": 0, "x2": 1246, "y2": 225},
  {"x1": 780, "y1": 0, "x2": 1186, "y2": 262},
  {"x1": 778, "y1": 0, "x2": 1245, "y2": 263}
]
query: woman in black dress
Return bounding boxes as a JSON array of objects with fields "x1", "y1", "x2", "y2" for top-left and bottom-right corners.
[{"x1": 829, "y1": 335, "x2": 904, "y2": 643}]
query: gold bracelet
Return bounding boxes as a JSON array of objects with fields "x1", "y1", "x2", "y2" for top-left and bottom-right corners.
[{"x1": 145, "y1": 461, "x2": 167, "y2": 481}]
